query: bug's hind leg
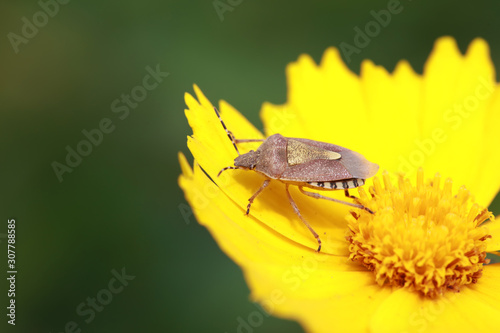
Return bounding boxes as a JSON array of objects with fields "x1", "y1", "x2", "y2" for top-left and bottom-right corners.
[
  {"x1": 300, "y1": 187, "x2": 374, "y2": 214},
  {"x1": 246, "y1": 179, "x2": 270, "y2": 215},
  {"x1": 285, "y1": 184, "x2": 322, "y2": 252}
]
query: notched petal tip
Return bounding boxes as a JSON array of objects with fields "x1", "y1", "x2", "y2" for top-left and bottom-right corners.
[
  {"x1": 320, "y1": 47, "x2": 342, "y2": 66},
  {"x1": 184, "y1": 92, "x2": 200, "y2": 110},
  {"x1": 297, "y1": 53, "x2": 318, "y2": 67},
  {"x1": 467, "y1": 37, "x2": 490, "y2": 57},
  {"x1": 393, "y1": 60, "x2": 418, "y2": 76},
  {"x1": 361, "y1": 59, "x2": 390, "y2": 78},
  {"x1": 319, "y1": 46, "x2": 358, "y2": 81},
  {"x1": 193, "y1": 84, "x2": 213, "y2": 109},
  {"x1": 464, "y1": 38, "x2": 496, "y2": 80},
  {"x1": 434, "y1": 36, "x2": 461, "y2": 53},
  {"x1": 286, "y1": 53, "x2": 319, "y2": 76},
  {"x1": 424, "y1": 37, "x2": 462, "y2": 72}
]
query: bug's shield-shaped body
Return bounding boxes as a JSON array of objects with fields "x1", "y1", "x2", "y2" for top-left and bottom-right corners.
[
  {"x1": 225, "y1": 131, "x2": 378, "y2": 252},
  {"x1": 234, "y1": 134, "x2": 379, "y2": 186}
]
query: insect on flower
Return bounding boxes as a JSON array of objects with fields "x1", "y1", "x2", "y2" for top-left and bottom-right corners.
[{"x1": 215, "y1": 108, "x2": 379, "y2": 252}]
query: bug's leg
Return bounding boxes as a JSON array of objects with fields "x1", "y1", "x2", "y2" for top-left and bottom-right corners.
[
  {"x1": 246, "y1": 179, "x2": 270, "y2": 215},
  {"x1": 285, "y1": 184, "x2": 322, "y2": 252},
  {"x1": 217, "y1": 166, "x2": 243, "y2": 177},
  {"x1": 344, "y1": 189, "x2": 358, "y2": 200},
  {"x1": 300, "y1": 187, "x2": 374, "y2": 214}
]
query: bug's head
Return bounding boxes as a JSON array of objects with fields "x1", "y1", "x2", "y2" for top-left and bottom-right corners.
[{"x1": 234, "y1": 150, "x2": 259, "y2": 170}]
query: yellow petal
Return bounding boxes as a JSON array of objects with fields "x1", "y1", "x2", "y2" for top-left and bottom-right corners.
[
  {"x1": 263, "y1": 49, "x2": 370, "y2": 153},
  {"x1": 279, "y1": 284, "x2": 393, "y2": 333},
  {"x1": 359, "y1": 59, "x2": 422, "y2": 167},
  {"x1": 420, "y1": 37, "x2": 498, "y2": 206},
  {"x1": 370, "y1": 266, "x2": 500, "y2": 333},
  {"x1": 478, "y1": 87, "x2": 500, "y2": 206}
]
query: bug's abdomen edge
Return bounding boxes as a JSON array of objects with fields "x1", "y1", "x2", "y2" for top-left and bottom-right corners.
[{"x1": 307, "y1": 178, "x2": 365, "y2": 190}]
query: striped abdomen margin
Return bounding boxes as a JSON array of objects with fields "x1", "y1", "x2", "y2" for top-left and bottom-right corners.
[{"x1": 307, "y1": 178, "x2": 365, "y2": 190}]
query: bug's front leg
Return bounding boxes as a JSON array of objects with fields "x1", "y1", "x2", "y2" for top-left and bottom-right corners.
[
  {"x1": 245, "y1": 179, "x2": 270, "y2": 215},
  {"x1": 285, "y1": 184, "x2": 322, "y2": 252}
]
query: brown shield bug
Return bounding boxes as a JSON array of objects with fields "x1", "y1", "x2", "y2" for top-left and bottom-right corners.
[{"x1": 215, "y1": 107, "x2": 379, "y2": 252}]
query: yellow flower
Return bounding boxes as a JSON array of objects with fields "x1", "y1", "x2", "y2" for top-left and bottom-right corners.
[{"x1": 178, "y1": 36, "x2": 500, "y2": 332}]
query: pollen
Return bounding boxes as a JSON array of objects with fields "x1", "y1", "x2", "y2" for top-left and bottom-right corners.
[{"x1": 345, "y1": 168, "x2": 494, "y2": 298}]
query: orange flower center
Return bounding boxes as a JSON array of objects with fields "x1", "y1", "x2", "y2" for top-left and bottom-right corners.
[{"x1": 345, "y1": 169, "x2": 493, "y2": 298}]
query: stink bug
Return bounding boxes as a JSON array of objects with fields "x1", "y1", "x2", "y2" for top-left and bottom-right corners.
[{"x1": 215, "y1": 108, "x2": 378, "y2": 252}]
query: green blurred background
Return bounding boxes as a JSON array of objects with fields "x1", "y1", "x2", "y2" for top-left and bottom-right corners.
[{"x1": 1, "y1": 0, "x2": 500, "y2": 332}]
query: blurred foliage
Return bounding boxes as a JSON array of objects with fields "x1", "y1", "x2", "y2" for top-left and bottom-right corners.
[{"x1": 1, "y1": 0, "x2": 499, "y2": 332}]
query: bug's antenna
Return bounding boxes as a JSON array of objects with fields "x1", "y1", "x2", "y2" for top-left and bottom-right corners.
[
  {"x1": 217, "y1": 166, "x2": 241, "y2": 177},
  {"x1": 214, "y1": 107, "x2": 240, "y2": 155}
]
